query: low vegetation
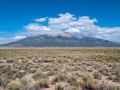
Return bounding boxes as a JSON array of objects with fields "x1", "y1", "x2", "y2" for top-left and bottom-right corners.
[{"x1": 0, "y1": 48, "x2": 120, "y2": 90}]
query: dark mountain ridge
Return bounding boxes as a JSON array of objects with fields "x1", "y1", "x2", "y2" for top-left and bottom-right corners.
[{"x1": 0, "y1": 32, "x2": 120, "y2": 47}]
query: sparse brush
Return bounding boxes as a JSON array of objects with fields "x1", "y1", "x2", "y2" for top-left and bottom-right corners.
[
  {"x1": 64, "y1": 85, "x2": 78, "y2": 90},
  {"x1": 97, "y1": 81, "x2": 110, "y2": 90},
  {"x1": 0, "y1": 48, "x2": 120, "y2": 90}
]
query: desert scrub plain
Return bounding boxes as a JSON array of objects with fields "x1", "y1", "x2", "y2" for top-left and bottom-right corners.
[{"x1": 0, "y1": 48, "x2": 120, "y2": 90}]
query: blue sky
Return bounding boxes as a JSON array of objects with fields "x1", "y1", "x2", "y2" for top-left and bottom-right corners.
[{"x1": 0, "y1": 0, "x2": 120, "y2": 44}]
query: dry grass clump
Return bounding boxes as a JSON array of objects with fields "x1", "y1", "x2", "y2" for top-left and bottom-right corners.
[
  {"x1": 6, "y1": 80, "x2": 23, "y2": 90},
  {"x1": 26, "y1": 82, "x2": 35, "y2": 90},
  {"x1": 79, "y1": 74, "x2": 97, "y2": 90},
  {"x1": 20, "y1": 77, "x2": 30, "y2": 86}
]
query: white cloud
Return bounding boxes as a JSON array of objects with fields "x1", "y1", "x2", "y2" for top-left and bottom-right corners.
[
  {"x1": 24, "y1": 23, "x2": 51, "y2": 31},
  {"x1": 49, "y1": 13, "x2": 76, "y2": 24},
  {"x1": 66, "y1": 28, "x2": 80, "y2": 33},
  {"x1": 48, "y1": 13, "x2": 76, "y2": 30},
  {"x1": 35, "y1": 17, "x2": 47, "y2": 22},
  {"x1": 24, "y1": 13, "x2": 120, "y2": 42},
  {"x1": 12, "y1": 36, "x2": 26, "y2": 40}
]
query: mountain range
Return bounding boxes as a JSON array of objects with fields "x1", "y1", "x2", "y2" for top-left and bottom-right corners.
[{"x1": 0, "y1": 32, "x2": 120, "y2": 47}]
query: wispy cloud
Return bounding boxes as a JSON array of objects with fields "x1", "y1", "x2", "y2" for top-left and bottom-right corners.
[
  {"x1": 0, "y1": 38, "x2": 7, "y2": 40},
  {"x1": 24, "y1": 13, "x2": 120, "y2": 42},
  {"x1": 0, "y1": 36, "x2": 26, "y2": 44},
  {"x1": 0, "y1": 38, "x2": 9, "y2": 44},
  {"x1": 35, "y1": 17, "x2": 47, "y2": 22},
  {"x1": 12, "y1": 36, "x2": 26, "y2": 40}
]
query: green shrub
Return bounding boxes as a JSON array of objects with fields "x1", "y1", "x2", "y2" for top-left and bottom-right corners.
[
  {"x1": 0, "y1": 78, "x2": 2, "y2": 86},
  {"x1": 93, "y1": 71, "x2": 102, "y2": 80},
  {"x1": 32, "y1": 70, "x2": 48, "y2": 80},
  {"x1": 47, "y1": 71, "x2": 55, "y2": 76},
  {"x1": 13, "y1": 72, "x2": 25, "y2": 79},
  {"x1": 34, "y1": 79, "x2": 49, "y2": 89},
  {"x1": 21, "y1": 77, "x2": 29, "y2": 86},
  {"x1": 1, "y1": 67, "x2": 11, "y2": 74},
  {"x1": 55, "y1": 84, "x2": 64, "y2": 90},
  {"x1": 67, "y1": 76, "x2": 77, "y2": 86},
  {"x1": 52, "y1": 73, "x2": 67, "y2": 84},
  {"x1": 114, "y1": 71, "x2": 120, "y2": 82},
  {"x1": 26, "y1": 82, "x2": 35, "y2": 90},
  {"x1": 109, "y1": 86, "x2": 120, "y2": 90},
  {"x1": 7, "y1": 59, "x2": 15, "y2": 63}
]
